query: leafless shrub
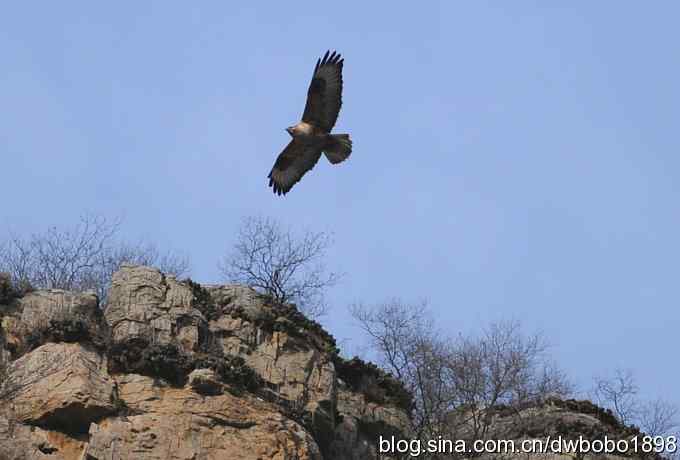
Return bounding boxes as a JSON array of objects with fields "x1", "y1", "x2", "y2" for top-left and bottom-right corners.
[
  {"x1": 0, "y1": 215, "x2": 119, "y2": 292},
  {"x1": 592, "y1": 368, "x2": 640, "y2": 426},
  {"x1": 220, "y1": 216, "x2": 340, "y2": 318},
  {"x1": 594, "y1": 369, "x2": 679, "y2": 442},
  {"x1": 471, "y1": 320, "x2": 573, "y2": 405},
  {"x1": 0, "y1": 214, "x2": 190, "y2": 304},
  {"x1": 351, "y1": 301, "x2": 573, "y2": 451},
  {"x1": 639, "y1": 398, "x2": 679, "y2": 438},
  {"x1": 350, "y1": 299, "x2": 450, "y2": 439}
]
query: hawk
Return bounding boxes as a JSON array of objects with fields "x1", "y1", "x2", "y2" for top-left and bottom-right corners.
[{"x1": 268, "y1": 50, "x2": 352, "y2": 196}]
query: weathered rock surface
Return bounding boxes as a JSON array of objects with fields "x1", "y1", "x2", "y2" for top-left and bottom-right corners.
[
  {"x1": 0, "y1": 265, "x2": 411, "y2": 459},
  {"x1": 1, "y1": 288, "x2": 108, "y2": 358},
  {"x1": 205, "y1": 284, "x2": 338, "y2": 448},
  {"x1": 105, "y1": 265, "x2": 201, "y2": 351},
  {"x1": 329, "y1": 385, "x2": 412, "y2": 459},
  {"x1": 3, "y1": 265, "x2": 644, "y2": 460},
  {"x1": 0, "y1": 415, "x2": 87, "y2": 460},
  {"x1": 483, "y1": 397, "x2": 648, "y2": 444},
  {"x1": 188, "y1": 367, "x2": 223, "y2": 395},
  {"x1": 0, "y1": 342, "x2": 115, "y2": 433},
  {"x1": 19, "y1": 290, "x2": 104, "y2": 337},
  {"x1": 84, "y1": 373, "x2": 322, "y2": 460}
]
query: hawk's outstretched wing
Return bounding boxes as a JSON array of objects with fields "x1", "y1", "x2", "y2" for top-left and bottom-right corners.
[
  {"x1": 268, "y1": 139, "x2": 323, "y2": 196},
  {"x1": 301, "y1": 50, "x2": 344, "y2": 133}
]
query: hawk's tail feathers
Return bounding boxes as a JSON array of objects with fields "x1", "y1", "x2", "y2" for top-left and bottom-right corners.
[{"x1": 323, "y1": 134, "x2": 352, "y2": 164}]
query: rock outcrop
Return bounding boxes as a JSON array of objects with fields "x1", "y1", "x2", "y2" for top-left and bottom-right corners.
[
  {"x1": 0, "y1": 265, "x2": 411, "y2": 459},
  {"x1": 3, "y1": 342, "x2": 115, "y2": 431},
  {"x1": 0, "y1": 265, "x2": 657, "y2": 460},
  {"x1": 85, "y1": 373, "x2": 322, "y2": 460}
]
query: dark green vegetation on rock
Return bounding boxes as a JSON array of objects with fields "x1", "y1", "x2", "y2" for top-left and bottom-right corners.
[
  {"x1": 549, "y1": 398, "x2": 646, "y2": 439},
  {"x1": 186, "y1": 279, "x2": 414, "y2": 413},
  {"x1": 193, "y1": 352, "x2": 264, "y2": 393},
  {"x1": 0, "y1": 273, "x2": 14, "y2": 305},
  {"x1": 109, "y1": 341, "x2": 190, "y2": 385},
  {"x1": 488, "y1": 396, "x2": 657, "y2": 457},
  {"x1": 220, "y1": 294, "x2": 341, "y2": 354},
  {"x1": 186, "y1": 278, "x2": 342, "y2": 355},
  {"x1": 108, "y1": 338, "x2": 263, "y2": 392},
  {"x1": 24, "y1": 316, "x2": 109, "y2": 354},
  {"x1": 258, "y1": 297, "x2": 339, "y2": 349},
  {"x1": 185, "y1": 278, "x2": 220, "y2": 321},
  {"x1": 334, "y1": 356, "x2": 413, "y2": 412},
  {"x1": 0, "y1": 273, "x2": 28, "y2": 306}
]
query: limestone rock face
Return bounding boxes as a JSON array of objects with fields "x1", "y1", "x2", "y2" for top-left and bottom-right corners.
[
  {"x1": 19, "y1": 289, "x2": 109, "y2": 351},
  {"x1": 1, "y1": 287, "x2": 107, "y2": 360},
  {"x1": 0, "y1": 265, "x2": 411, "y2": 460},
  {"x1": 328, "y1": 385, "x2": 412, "y2": 460},
  {"x1": 19, "y1": 289, "x2": 101, "y2": 331},
  {"x1": 0, "y1": 265, "x2": 662, "y2": 460},
  {"x1": 0, "y1": 342, "x2": 115, "y2": 433},
  {"x1": 105, "y1": 264, "x2": 201, "y2": 352},
  {"x1": 0, "y1": 415, "x2": 87, "y2": 460},
  {"x1": 206, "y1": 285, "x2": 337, "y2": 426},
  {"x1": 84, "y1": 373, "x2": 322, "y2": 460},
  {"x1": 0, "y1": 265, "x2": 655, "y2": 460}
]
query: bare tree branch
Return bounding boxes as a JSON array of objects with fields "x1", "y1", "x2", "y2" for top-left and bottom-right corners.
[
  {"x1": 0, "y1": 214, "x2": 190, "y2": 305},
  {"x1": 594, "y1": 368, "x2": 679, "y2": 444},
  {"x1": 592, "y1": 368, "x2": 640, "y2": 426},
  {"x1": 638, "y1": 398, "x2": 679, "y2": 438},
  {"x1": 219, "y1": 216, "x2": 340, "y2": 318},
  {"x1": 351, "y1": 302, "x2": 573, "y2": 450}
]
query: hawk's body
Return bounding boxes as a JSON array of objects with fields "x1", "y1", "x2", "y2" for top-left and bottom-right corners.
[{"x1": 268, "y1": 51, "x2": 352, "y2": 196}]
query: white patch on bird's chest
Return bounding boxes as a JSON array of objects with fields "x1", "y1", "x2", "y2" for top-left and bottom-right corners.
[{"x1": 293, "y1": 122, "x2": 318, "y2": 136}]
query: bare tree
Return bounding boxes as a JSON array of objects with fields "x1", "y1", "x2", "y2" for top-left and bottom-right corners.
[
  {"x1": 1, "y1": 215, "x2": 119, "y2": 292},
  {"x1": 476, "y1": 320, "x2": 572, "y2": 404},
  {"x1": 0, "y1": 214, "x2": 190, "y2": 304},
  {"x1": 220, "y1": 216, "x2": 340, "y2": 318},
  {"x1": 351, "y1": 301, "x2": 572, "y2": 453},
  {"x1": 592, "y1": 368, "x2": 640, "y2": 426},
  {"x1": 444, "y1": 320, "x2": 572, "y2": 443},
  {"x1": 638, "y1": 398, "x2": 679, "y2": 438},
  {"x1": 594, "y1": 369, "x2": 679, "y2": 443},
  {"x1": 350, "y1": 299, "x2": 453, "y2": 440}
]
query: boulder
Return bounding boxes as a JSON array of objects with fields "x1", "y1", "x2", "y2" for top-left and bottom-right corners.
[
  {"x1": 0, "y1": 342, "x2": 115, "y2": 433},
  {"x1": 105, "y1": 264, "x2": 202, "y2": 352},
  {"x1": 18, "y1": 289, "x2": 108, "y2": 352}
]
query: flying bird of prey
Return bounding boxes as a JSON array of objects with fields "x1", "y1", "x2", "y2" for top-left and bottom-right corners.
[{"x1": 268, "y1": 50, "x2": 352, "y2": 196}]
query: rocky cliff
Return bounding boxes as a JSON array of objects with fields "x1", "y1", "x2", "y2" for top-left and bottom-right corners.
[
  {"x1": 0, "y1": 267, "x2": 664, "y2": 460},
  {"x1": 0, "y1": 265, "x2": 410, "y2": 459}
]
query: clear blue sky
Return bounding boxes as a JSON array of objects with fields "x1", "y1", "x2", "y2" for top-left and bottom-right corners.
[{"x1": 1, "y1": 2, "x2": 678, "y2": 404}]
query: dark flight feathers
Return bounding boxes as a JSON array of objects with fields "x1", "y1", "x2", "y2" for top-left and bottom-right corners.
[
  {"x1": 302, "y1": 50, "x2": 344, "y2": 133},
  {"x1": 267, "y1": 50, "x2": 349, "y2": 196},
  {"x1": 268, "y1": 140, "x2": 322, "y2": 196}
]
